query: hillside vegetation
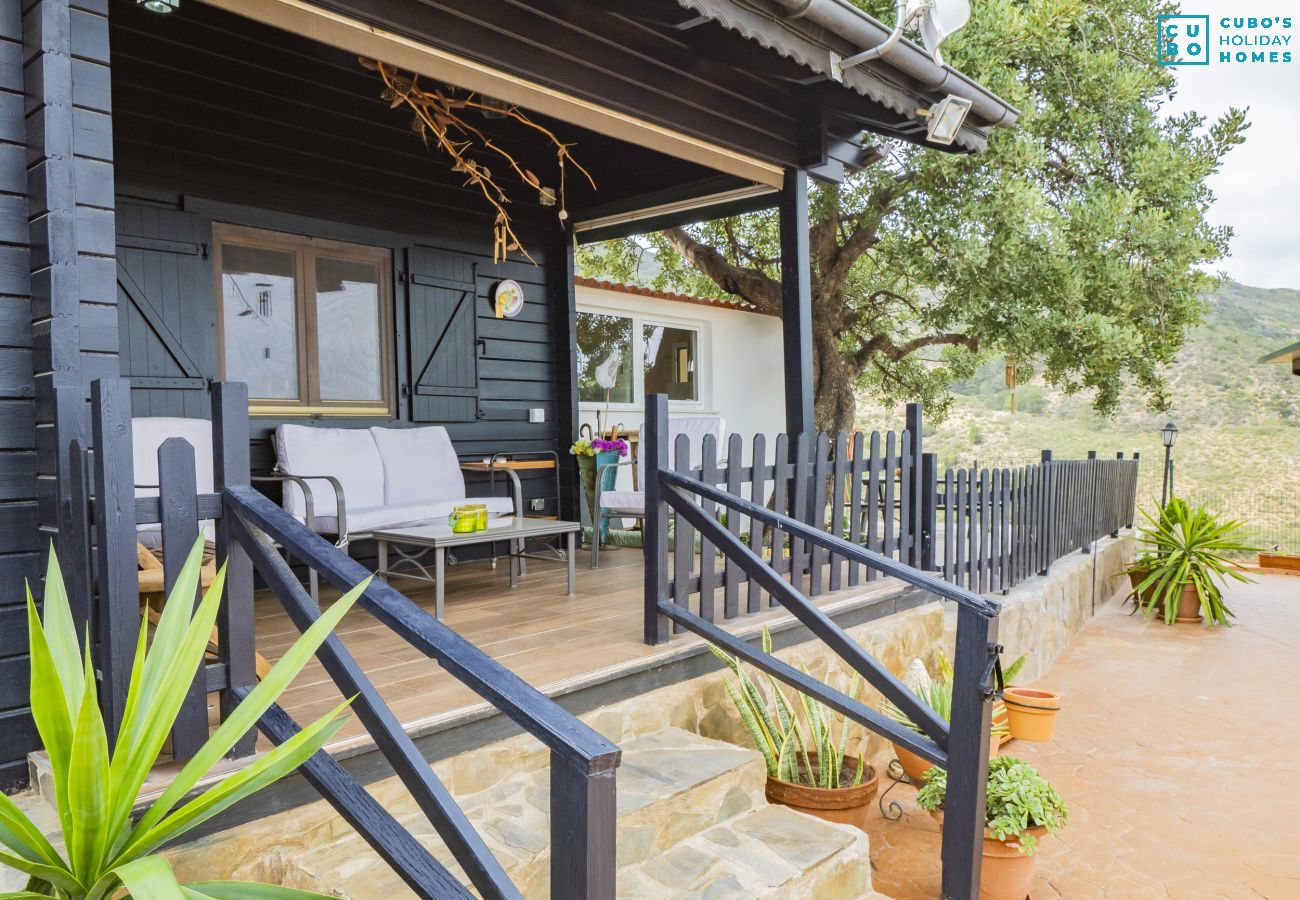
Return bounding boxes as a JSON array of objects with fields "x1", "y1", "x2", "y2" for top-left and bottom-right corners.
[{"x1": 855, "y1": 282, "x2": 1300, "y2": 551}]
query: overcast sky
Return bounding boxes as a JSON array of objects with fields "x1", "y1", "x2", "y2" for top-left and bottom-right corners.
[{"x1": 1161, "y1": 3, "x2": 1300, "y2": 289}]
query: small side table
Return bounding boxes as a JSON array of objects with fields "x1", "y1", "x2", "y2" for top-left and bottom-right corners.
[{"x1": 461, "y1": 451, "x2": 561, "y2": 518}]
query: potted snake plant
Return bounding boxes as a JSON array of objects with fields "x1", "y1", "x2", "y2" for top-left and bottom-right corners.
[
  {"x1": 708, "y1": 628, "x2": 877, "y2": 831},
  {"x1": 917, "y1": 756, "x2": 1067, "y2": 900},
  {"x1": 1126, "y1": 498, "x2": 1256, "y2": 625}
]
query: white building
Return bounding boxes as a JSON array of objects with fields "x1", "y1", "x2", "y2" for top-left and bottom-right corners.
[{"x1": 575, "y1": 277, "x2": 786, "y2": 495}]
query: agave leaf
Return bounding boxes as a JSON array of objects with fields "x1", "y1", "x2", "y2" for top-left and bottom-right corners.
[
  {"x1": 124, "y1": 701, "x2": 351, "y2": 860},
  {"x1": 0, "y1": 792, "x2": 63, "y2": 871},
  {"x1": 66, "y1": 653, "x2": 111, "y2": 884},
  {"x1": 25, "y1": 596, "x2": 74, "y2": 836},
  {"x1": 1002, "y1": 654, "x2": 1028, "y2": 685},
  {"x1": 37, "y1": 551, "x2": 84, "y2": 715},
  {"x1": 129, "y1": 576, "x2": 367, "y2": 845},
  {"x1": 0, "y1": 848, "x2": 81, "y2": 894},
  {"x1": 106, "y1": 562, "x2": 229, "y2": 849}
]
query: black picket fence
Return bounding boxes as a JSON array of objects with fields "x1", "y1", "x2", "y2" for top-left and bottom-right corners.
[{"x1": 652, "y1": 407, "x2": 1141, "y2": 630}]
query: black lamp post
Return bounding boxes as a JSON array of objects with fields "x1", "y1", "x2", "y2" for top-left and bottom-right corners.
[{"x1": 1160, "y1": 421, "x2": 1178, "y2": 508}]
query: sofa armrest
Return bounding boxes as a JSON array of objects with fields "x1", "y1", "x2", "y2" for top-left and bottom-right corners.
[
  {"x1": 459, "y1": 462, "x2": 523, "y2": 517},
  {"x1": 252, "y1": 472, "x2": 349, "y2": 547}
]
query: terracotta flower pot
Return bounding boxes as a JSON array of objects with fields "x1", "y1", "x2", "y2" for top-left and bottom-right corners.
[
  {"x1": 764, "y1": 754, "x2": 878, "y2": 832},
  {"x1": 979, "y1": 826, "x2": 1048, "y2": 900},
  {"x1": 1002, "y1": 687, "x2": 1061, "y2": 742},
  {"x1": 930, "y1": 812, "x2": 1048, "y2": 900},
  {"x1": 893, "y1": 735, "x2": 1001, "y2": 783},
  {"x1": 1170, "y1": 583, "x2": 1204, "y2": 624}
]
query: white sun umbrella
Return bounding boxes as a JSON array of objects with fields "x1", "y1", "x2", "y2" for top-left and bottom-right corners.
[{"x1": 594, "y1": 349, "x2": 622, "y2": 436}]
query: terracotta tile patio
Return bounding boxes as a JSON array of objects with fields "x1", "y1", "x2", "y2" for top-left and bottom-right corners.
[{"x1": 867, "y1": 574, "x2": 1300, "y2": 899}]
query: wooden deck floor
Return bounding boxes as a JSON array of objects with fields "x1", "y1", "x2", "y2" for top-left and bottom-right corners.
[{"x1": 252, "y1": 543, "x2": 896, "y2": 754}]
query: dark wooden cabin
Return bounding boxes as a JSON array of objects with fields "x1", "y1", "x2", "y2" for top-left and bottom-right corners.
[{"x1": 0, "y1": 0, "x2": 1015, "y2": 793}]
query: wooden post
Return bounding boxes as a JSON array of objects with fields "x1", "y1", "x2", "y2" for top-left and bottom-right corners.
[
  {"x1": 941, "y1": 604, "x2": 999, "y2": 899},
  {"x1": 550, "y1": 755, "x2": 617, "y2": 899},
  {"x1": 905, "y1": 403, "x2": 924, "y2": 566},
  {"x1": 1082, "y1": 450, "x2": 1097, "y2": 554},
  {"x1": 58, "y1": 438, "x2": 93, "y2": 639},
  {"x1": 212, "y1": 382, "x2": 257, "y2": 757},
  {"x1": 550, "y1": 226, "x2": 582, "y2": 521},
  {"x1": 779, "y1": 169, "x2": 814, "y2": 441},
  {"x1": 643, "y1": 393, "x2": 669, "y2": 644},
  {"x1": 1038, "y1": 449, "x2": 1053, "y2": 576},
  {"x1": 158, "y1": 437, "x2": 207, "y2": 759},
  {"x1": 90, "y1": 378, "x2": 139, "y2": 743}
]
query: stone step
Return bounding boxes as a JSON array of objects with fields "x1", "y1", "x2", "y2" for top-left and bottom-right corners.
[
  {"x1": 282, "y1": 726, "x2": 767, "y2": 897},
  {"x1": 616, "y1": 804, "x2": 880, "y2": 899}
]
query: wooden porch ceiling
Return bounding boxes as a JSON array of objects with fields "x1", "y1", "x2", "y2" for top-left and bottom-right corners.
[{"x1": 113, "y1": 1, "x2": 765, "y2": 232}]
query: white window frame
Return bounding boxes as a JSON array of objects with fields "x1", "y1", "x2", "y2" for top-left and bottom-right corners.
[{"x1": 576, "y1": 303, "x2": 710, "y2": 413}]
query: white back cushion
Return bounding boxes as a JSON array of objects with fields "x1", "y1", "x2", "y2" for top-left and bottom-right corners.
[
  {"x1": 635, "y1": 416, "x2": 727, "y2": 486},
  {"x1": 370, "y1": 425, "x2": 465, "y2": 505},
  {"x1": 275, "y1": 424, "x2": 386, "y2": 518},
  {"x1": 132, "y1": 418, "x2": 215, "y2": 497}
]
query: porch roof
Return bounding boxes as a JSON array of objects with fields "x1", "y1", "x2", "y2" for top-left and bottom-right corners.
[
  {"x1": 1260, "y1": 339, "x2": 1300, "y2": 371},
  {"x1": 673, "y1": 0, "x2": 1020, "y2": 154}
]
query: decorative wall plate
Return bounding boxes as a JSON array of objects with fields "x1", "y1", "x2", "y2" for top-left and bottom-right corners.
[{"x1": 494, "y1": 279, "x2": 525, "y2": 319}]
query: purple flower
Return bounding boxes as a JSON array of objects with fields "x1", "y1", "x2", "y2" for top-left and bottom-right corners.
[{"x1": 591, "y1": 438, "x2": 629, "y2": 457}]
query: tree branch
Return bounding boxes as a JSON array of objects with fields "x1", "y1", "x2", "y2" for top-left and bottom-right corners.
[{"x1": 661, "y1": 226, "x2": 781, "y2": 313}]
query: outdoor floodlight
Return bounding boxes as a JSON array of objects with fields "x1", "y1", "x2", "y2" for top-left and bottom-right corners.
[
  {"x1": 138, "y1": 0, "x2": 179, "y2": 12},
  {"x1": 918, "y1": 94, "x2": 973, "y2": 146},
  {"x1": 1160, "y1": 422, "x2": 1179, "y2": 448}
]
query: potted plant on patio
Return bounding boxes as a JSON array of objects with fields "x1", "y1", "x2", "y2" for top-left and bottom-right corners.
[
  {"x1": 0, "y1": 541, "x2": 363, "y2": 897},
  {"x1": 1126, "y1": 498, "x2": 1257, "y2": 625},
  {"x1": 916, "y1": 755, "x2": 1068, "y2": 900},
  {"x1": 883, "y1": 653, "x2": 1026, "y2": 781},
  {"x1": 708, "y1": 628, "x2": 878, "y2": 831},
  {"x1": 570, "y1": 433, "x2": 628, "y2": 543}
]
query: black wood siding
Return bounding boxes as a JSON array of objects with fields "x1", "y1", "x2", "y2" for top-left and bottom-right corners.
[{"x1": 0, "y1": 0, "x2": 36, "y2": 792}]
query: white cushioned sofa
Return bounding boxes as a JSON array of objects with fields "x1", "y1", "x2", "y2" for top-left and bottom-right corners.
[
  {"x1": 132, "y1": 417, "x2": 217, "y2": 548},
  {"x1": 271, "y1": 423, "x2": 518, "y2": 546}
]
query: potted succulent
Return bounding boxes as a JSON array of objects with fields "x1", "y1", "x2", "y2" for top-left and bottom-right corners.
[
  {"x1": 1126, "y1": 498, "x2": 1257, "y2": 625},
  {"x1": 709, "y1": 629, "x2": 877, "y2": 831},
  {"x1": 917, "y1": 756, "x2": 1068, "y2": 900},
  {"x1": 883, "y1": 653, "x2": 1026, "y2": 781}
]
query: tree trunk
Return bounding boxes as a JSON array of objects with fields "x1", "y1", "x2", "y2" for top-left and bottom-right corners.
[{"x1": 812, "y1": 325, "x2": 859, "y2": 436}]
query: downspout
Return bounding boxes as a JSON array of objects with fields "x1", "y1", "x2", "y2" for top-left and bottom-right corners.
[
  {"x1": 768, "y1": 0, "x2": 1018, "y2": 128},
  {"x1": 830, "y1": 0, "x2": 907, "y2": 80}
]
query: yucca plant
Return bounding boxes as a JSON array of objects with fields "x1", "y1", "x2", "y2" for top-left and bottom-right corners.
[
  {"x1": 881, "y1": 653, "x2": 1026, "y2": 738},
  {"x1": 0, "y1": 539, "x2": 365, "y2": 897},
  {"x1": 1128, "y1": 498, "x2": 1256, "y2": 625},
  {"x1": 708, "y1": 628, "x2": 867, "y2": 790}
]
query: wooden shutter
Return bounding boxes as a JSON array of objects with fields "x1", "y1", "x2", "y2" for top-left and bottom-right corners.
[
  {"x1": 116, "y1": 205, "x2": 214, "y2": 416},
  {"x1": 406, "y1": 247, "x2": 481, "y2": 423}
]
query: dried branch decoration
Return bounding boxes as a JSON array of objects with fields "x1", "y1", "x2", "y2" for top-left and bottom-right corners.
[{"x1": 361, "y1": 58, "x2": 595, "y2": 263}]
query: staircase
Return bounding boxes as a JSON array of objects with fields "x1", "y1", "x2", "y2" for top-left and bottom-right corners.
[{"x1": 198, "y1": 727, "x2": 881, "y2": 898}]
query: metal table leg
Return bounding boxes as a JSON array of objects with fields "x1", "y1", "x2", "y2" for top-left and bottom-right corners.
[
  {"x1": 435, "y1": 546, "x2": 445, "y2": 621},
  {"x1": 566, "y1": 530, "x2": 576, "y2": 596},
  {"x1": 509, "y1": 538, "x2": 519, "y2": 589},
  {"x1": 377, "y1": 539, "x2": 388, "y2": 583}
]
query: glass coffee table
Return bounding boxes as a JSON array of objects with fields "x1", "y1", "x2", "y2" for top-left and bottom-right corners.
[{"x1": 372, "y1": 517, "x2": 580, "y2": 620}]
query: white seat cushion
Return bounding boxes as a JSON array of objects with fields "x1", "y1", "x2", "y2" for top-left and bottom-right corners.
[
  {"x1": 303, "y1": 495, "x2": 515, "y2": 535},
  {"x1": 634, "y1": 416, "x2": 727, "y2": 485},
  {"x1": 132, "y1": 418, "x2": 217, "y2": 547},
  {"x1": 369, "y1": 425, "x2": 465, "y2": 505},
  {"x1": 598, "y1": 490, "x2": 645, "y2": 514},
  {"x1": 275, "y1": 424, "x2": 386, "y2": 519}
]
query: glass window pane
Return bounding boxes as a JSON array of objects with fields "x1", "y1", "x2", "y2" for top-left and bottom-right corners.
[
  {"x1": 315, "y1": 256, "x2": 384, "y2": 402},
  {"x1": 643, "y1": 324, "x2": 698, "y2": 401},
  {"x1": 221, "y1": 245, "x2": 299, "y2": 400},
  {"x1": 577, "y1": 312, "x2": 634, "y2": 404}
]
